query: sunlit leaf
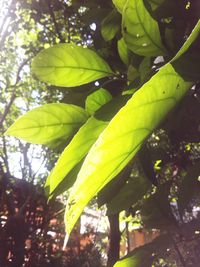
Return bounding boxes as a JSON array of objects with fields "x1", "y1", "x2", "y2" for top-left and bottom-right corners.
[
  {"x1": 32, "y1": 43, "x2": 114, "y2": 87},
  {"x1": 46, "y1": 96, "x2": 129, "y2": 196},
  {"x1": 64, "y1": 21, "x2": 199, "y2": 236},
  {"x1": 85, "y1": 88, "x2": 112, "y2": 115},
  {"x1": 5, "y1": 103, "x2": 88, "y2": 145},
  {"x1": 122, "y1": 0, "x2": 166, "y2": 56},
  {"x1": 64, "y1": 63, "x2": 192, "y2": 235}
]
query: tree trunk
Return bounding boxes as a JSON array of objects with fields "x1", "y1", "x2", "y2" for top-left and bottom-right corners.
[{"x1": 107, "y1": 213, "x2": 120, "y2": 267}]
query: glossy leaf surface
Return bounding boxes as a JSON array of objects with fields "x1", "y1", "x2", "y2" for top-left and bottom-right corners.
[
  {"x1": 32, "y1": 43, "x2": 114, "y2": 87},
  {"x1": 5, "y1": 103, "x2": 88, "y2": 145}
]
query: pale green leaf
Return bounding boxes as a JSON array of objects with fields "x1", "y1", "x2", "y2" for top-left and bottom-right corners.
[
  {"x1": 122, "y1": 0, "x2": 166, "y2": 56},
  {"x1": 101, "y1": 9, "x2": 121, "y2": 41},
  {"x1": 64, "y1": 22, "x2": 199, "y2": 236},
  {"x1": 117, "y1": 37, "x2": 130, "y2": 65},
  {"x1": 64, "y1": 63, "x2": 192, "y2": 235},
  {"x1": 85, "y1": 88, "x2": 112, "y2": 115},
  {"x1": 112, "y1": 0, "x2": 127, "y2": 13},
  {"x1": 46, "y1": 96, "x2": 129, "y2": 196},
  {"x1": 32, "y1": 43, "x2": 114, "y2": 87},
  {"x1": 5, "y1": 103, "x2": 88, "y2": 145}
]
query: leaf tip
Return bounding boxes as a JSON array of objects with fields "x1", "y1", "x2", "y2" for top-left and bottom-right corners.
[{"x1": 62, "y1": 232, "x2": 69, "y2": 250}]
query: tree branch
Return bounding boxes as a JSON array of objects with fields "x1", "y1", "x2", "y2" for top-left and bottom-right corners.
[{"x1": 0, "y1": 57, "x2": 32, "y2": 128}]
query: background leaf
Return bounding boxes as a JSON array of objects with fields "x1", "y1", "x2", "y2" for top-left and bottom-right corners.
[
  {"x1": 101, "y1": 9, "x2": 121, "y2": 41},
  {"x1": 117, "y1": 37, "x2": 130, "y2": 65},
  {"x1": 114, "y1": 234, "x2": 171, "y2": 267},
  {"x1": 5, "y1": 103, "x2": 88, "y2": 145},
  {"x1": 122, "y1": 0, "x2": 166, "y2": 56},
  {"x1": 32, "y1": 43, "x2": 114, "y2": 87},
  {"x1": 85, "y1": 88, "x2": 112, "y2": 115}
]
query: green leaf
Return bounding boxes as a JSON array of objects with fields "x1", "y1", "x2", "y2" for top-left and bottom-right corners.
[
  {"x1": 148, "y1": 0, "x2": 165, "y2": 11},
  {"x1": 5, "y1": 103, "x2": 88, "y2": 145},
  {"x1": 64, "y1": 22, "x2": 199, "y2": 236},
  {"x1": 101, "y1": 9, "x2": 121, "y2": 41},
  {"x1": 32, "y1": 43, "x2": 114, "y2": 87},
  {"x1": 85, "y1": 88, "x2": 112, "y2": 115},
  {"x1": 178, "y1": 162, "x2": 200, "y2": 213},
  {"x1": 107, "y1": 172, "x2": 151, "y2": 215},
  {"x1": 64, "y1": 63, "x2": 192, "y2": 235},
  {"x1": 141, "y1": 183, "x2": 176, "y2": 229},
  {"x1": 114, "y1": 234, "x2": 171, "y2": 267},
  {"x1": 171, "y1": 20, "x2": 200, "y2": 62},
  {"x1": 45, "y1": 160, "x2": 84, "y2": 200},
  {"x1": 117, "y1": 37, "x2": 130, "y2": 65},
  {"x1": 112, "y1": 0, "x2": 127, "y2": 13},
  {"x1": 46, "y1": 96, "x2": 129, "y2": 197},
  {"x1": 122, "y1": 0, "x2": 166, "y2": 56}
]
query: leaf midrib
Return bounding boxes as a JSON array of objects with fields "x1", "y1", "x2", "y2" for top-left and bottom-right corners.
[
  {"x1": 8, "y1": 122, "x2": 82, "y2": 133},
  {"x1": 33, "y1": 65, "x2": 114, "y2": 76}
]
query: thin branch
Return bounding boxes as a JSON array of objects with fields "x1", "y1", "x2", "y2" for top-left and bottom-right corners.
[{"x1": 0, "y1": 57, "x2": 32, "y2": 128}]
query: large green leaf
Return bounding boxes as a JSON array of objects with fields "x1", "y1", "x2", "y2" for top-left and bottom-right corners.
[
  {"x1": 64, "y1": 64, "x2": 192, "y2": 234},
  {"x1": 32, "y1": 43, "x2": 114, "y2": 87},
  {"x1": 85, "y1": 88, "x2": 112, "y2": 115},
  {"x1": 46, "y1": 96, "x2": 129, "y2": 197},
  {"x1": 64, "y1": 22, "x2": 200, "y2": 236},
  {"x1": 114, "y1": 234, "x2": 171, "y2": 267},
  {"x1": 5, "y1": 103, "x2": 88, "y2": 145},
  {"x1": 122, "y1": 0, "x2": 166, "y2": 56},
  {"x1": 101, "y1": 9, "x2": 121, "y2": 41}
]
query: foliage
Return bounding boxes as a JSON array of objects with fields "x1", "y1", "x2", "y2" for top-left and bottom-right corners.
[{"x1": 2, "y1": 0, "x2": 200, "y2": 266}]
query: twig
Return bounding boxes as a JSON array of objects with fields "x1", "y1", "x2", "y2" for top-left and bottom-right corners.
[{"x1": 0, "y1": 57, "x2": 32, "y2": 128}]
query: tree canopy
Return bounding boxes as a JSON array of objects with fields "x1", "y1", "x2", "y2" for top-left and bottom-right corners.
[{"x1": 1, "y1": 0, "x2": 200, "y2": 266}]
